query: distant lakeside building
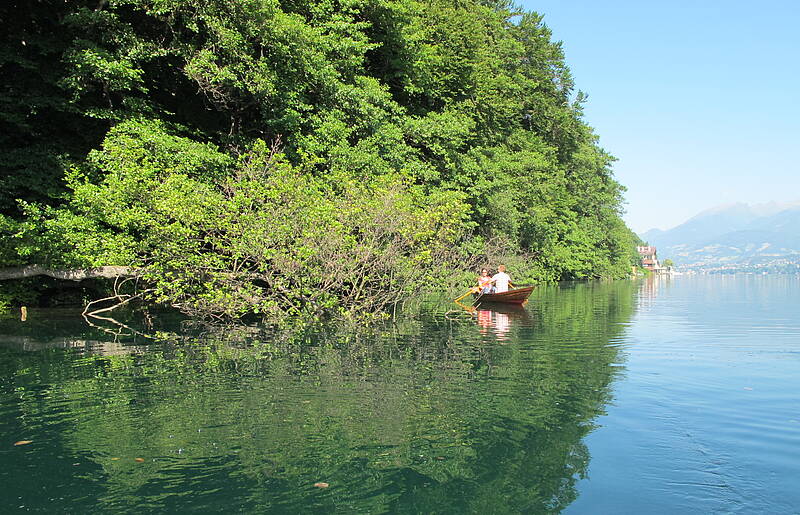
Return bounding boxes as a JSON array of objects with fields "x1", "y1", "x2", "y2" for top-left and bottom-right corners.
[
  {"x1": 637, "y1": 246, "x2": 658, "y2": 270},
  {"x1": 637, "y1": 246, "x2": 670, "y2": 275}
]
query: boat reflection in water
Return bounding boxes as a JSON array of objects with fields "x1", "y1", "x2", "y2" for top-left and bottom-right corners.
[{"x1": 463, "y1": 301, "x2": 533, "y2": 342}]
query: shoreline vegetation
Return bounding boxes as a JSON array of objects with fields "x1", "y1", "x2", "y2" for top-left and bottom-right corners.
[{"x1": 0, "y1": 0, "x2": 639, "y2": 321}]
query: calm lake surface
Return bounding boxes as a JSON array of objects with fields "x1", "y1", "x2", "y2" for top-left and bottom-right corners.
[{"x1": 1, "y1": 275, "x2": 798, "y2": 513}]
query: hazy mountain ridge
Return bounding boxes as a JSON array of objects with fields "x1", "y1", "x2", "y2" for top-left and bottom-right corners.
[{"x1": 640, "y1": 202, "x2": 800, "y2": 272}]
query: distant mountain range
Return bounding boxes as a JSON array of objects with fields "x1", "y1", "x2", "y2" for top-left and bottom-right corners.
[{"x1": 639, "y1": 202, "x2": 800, "y2": 272}]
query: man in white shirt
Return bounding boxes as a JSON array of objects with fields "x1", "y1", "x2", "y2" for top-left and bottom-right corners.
[{"x1": 491, "y1": 265, "x2": 513, "y2": 293}]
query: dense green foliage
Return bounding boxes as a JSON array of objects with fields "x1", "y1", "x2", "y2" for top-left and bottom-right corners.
[{"x1": 1, "y1": 0, "x2": 639, "y2": 317}]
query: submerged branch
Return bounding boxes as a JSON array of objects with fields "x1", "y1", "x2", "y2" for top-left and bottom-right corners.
[
  {"x1": 82, "y1": 291, "x2": 151, "y2": 317},
  {"x1": 82, "y1": 312, "x2": 157, "y2": 341}
]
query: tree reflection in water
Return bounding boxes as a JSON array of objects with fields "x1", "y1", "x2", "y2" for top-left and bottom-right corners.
[{"x1": 0, "y1": 281, "x2": 638, "y2": 513}]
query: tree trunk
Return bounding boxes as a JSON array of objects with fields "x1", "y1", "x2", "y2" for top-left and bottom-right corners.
[{"x1": 0, "y1": 265, "x2": 135, "y2": 281}]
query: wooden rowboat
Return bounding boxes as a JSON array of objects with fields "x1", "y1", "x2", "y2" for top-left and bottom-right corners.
[{"x1": 474, "y1": 286, "x2": 534, "y2": 305}]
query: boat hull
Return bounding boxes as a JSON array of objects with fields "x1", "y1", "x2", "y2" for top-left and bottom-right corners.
[{"x1": 474, "y1": 286, "x2": 534, "y2": 305}]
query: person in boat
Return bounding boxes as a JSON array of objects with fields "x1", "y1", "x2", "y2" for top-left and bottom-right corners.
[
  {"x1": 491, "y1": 264, "x2": 514, "y2": 293},
  {"x1": 477, "y1": 268, "x2": 494, "y2": 294}
]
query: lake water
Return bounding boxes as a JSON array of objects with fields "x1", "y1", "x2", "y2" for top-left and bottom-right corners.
[{"x1": 1, "y1": 275, "x2": 798, "y2": 513}]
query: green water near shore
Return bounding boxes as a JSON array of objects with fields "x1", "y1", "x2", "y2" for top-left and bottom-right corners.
[{"x1": 1, "y1": 276, "x2": 798, "y2": 513}]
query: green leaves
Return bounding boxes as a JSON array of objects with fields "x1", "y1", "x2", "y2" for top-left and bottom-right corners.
[
  {"x1": 13, "y1": 121, "x2": 470, "y2": 318},
  {"x1": 2, "y1": 0, "x2": 639, "y2": 313}
]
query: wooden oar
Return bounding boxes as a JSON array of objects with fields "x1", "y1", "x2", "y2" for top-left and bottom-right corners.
[{"x1": 453, "y1": 287, "x2": 479, "y2": 303}]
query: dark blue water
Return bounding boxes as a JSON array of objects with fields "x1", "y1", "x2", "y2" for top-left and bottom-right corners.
[{"x1": 1, "y1": 275, "x2": 798, "y2": 513}]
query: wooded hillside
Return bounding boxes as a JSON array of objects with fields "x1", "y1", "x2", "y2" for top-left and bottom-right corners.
[{"x1": 0, "y1": 0, "x2": 638, "y2": 317}]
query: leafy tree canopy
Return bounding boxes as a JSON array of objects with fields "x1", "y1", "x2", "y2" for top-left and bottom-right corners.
[{"x1": 0, "y1": 0, "x2": 640, "y2": 318}]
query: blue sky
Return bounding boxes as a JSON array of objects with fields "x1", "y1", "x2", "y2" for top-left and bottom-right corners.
[{"x1": 519, "y1": 1, "x2": 800, "y2": 233}]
